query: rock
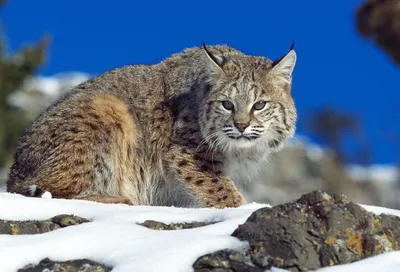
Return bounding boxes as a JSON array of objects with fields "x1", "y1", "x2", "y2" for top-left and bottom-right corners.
[
  {"x1": 18, "y1": 257, "x2": 111, "y2": 272},
  {"x1": 194, "y1": 190, "x2": 400, "y2": 272},
  {"x1": 193, "y1": 250, "x2": 268, "y2": 272},
  {"x1": 0, "y1": 215, "x2": 89, "y2": 235},
  {"x1": 51, "y1": 214, "x2": 89, "y2": 228},
  {"x1": 139, "y1": 220, "x2": 217, "y2": 230}
]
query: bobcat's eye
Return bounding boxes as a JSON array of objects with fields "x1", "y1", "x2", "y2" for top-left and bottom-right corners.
[
  {"x1": 221, "y1": 100, "x2": 234, "y2": 111},
  {"x1": 253, "y1": 100, "x2": 267, "y2": 111}
]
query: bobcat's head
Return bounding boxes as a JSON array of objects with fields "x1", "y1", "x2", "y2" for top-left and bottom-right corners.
[{"x1": 198, "y1": 43, "x2": 297, "y2": 154}]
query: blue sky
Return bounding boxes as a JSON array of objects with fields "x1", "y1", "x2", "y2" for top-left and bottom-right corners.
[{"x1": 2, "y1": 0, "x2": 399, "y2": 164}]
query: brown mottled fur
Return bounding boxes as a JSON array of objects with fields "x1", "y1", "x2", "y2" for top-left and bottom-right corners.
[{"x1": 7, "y1": 44, "x2": 297, "y2": 208}]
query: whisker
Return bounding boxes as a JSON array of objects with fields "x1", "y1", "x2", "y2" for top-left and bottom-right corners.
[
  {"x1": 204, "y1": 135, "x2": 218, "y2": 157},
  {"x1": 196, "y1": 131, "x2": 219, "y2": 152},
  {"x1": 222, "y1": 128, "x2": 233, "y2": 132},
  {"x1": 268, "y1": 139, "x2": 281, "y2": 148},
  {"x1": 245, "y1": 133, "x2": 261, "y2": 138}
]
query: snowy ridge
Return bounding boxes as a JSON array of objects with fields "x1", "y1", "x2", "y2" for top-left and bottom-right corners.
[
  {"x1": 289, "y1": 136, "x2": 400, "y2": 185},
  {"x1": 7, "y1": 72, "x2": 91, "y2": 110},
  {"x1": 0, "y1": 192, "x2": 399, "y2": 272},
  {"x1": 347, "y1": 164, "x2": 399, "y2": 184},
  {"x1": 20, "y1": 72, "x2": 90, "y2": 97}
]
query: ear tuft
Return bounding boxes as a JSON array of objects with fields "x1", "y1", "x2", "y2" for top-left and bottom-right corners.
[
  {"x1": 269, "y1": 44, "x2": 297, "y2": 86},
  {"x1": 289, "y1": 41, "x2": 295, "y2": 51},
  {"x1": 202, "y1": 42, "x2": 226, "y2": 74}
]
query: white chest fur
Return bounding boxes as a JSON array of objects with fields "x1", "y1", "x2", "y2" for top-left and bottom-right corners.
[{"x1": 224, "y1": 151, "x2": 268, "y2": 191}]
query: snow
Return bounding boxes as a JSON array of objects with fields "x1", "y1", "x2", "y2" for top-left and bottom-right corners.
[
  {"x1": 0, "y1": 193, "x2": 265, "y2": 271},
  {"x1": 25, "y1": 72, "x2": 91, "y2": 97},
  {"x1": 30, "y1": 76, "x2": 60, "y2": 97},
  {"x1": 40, "y1": 191, "x2": 52, "y2": 199},
  {"x1": 347, "y1": 164, "x2": 399, "y2": 184},
  {"x1": 7, "y1": 72, "x2": 91, "y2": 110},
  {"x1": 0, "y1": 193, "x2": 399, "y2": 272},
  {"x1": 318, "y1": 251, "x2": 400, "y2": 272},
  {"x1": 361, "y1": 204, "x2": 400, "y2": 217}
]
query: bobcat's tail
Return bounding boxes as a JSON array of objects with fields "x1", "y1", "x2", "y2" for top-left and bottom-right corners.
[{"x1": 7, "y1": 178, "x2": 44, "y2": 197}]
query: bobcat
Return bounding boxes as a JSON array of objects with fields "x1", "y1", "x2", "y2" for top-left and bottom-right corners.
[{"x1": 7, "y1": 43, "x2": 297, "y2": 208}]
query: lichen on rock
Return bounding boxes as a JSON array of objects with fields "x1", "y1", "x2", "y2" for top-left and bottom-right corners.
[
  {"x1": 0, "y1": 214, "x2": 89, "y2": 235},
  {"x1": 194, "y1": 190, "x2": 400, "y2": 272},
  {"x1": 194, "y1": 249, "x2": 268, "y2": 272}
]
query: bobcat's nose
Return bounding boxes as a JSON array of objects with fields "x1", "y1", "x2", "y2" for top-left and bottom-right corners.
[{"x1": 234, "y1": 122, "x2": 249, "y2": 133}]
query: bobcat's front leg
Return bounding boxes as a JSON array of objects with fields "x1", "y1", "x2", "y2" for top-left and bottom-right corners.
[{"x1": 167, "y1": 146, "x2": 246, "y2": 208}]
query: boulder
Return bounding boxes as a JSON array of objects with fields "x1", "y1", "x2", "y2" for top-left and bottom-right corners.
[{"x1": 194, "y1": 190, "x2": 400, "y2": 272}]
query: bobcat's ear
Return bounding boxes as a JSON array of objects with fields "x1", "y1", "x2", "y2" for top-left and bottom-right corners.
[
  {"x1": 202, "y1": 42, "x2": 226, "y2": 75},
  {"x1": 269, "y1": 43, "x2": 296, "y2": 86}
]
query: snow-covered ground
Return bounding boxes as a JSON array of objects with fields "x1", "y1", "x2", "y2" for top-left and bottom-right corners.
[{"x1": 0, "y1": 192, "x2": 399, "y2": 272}]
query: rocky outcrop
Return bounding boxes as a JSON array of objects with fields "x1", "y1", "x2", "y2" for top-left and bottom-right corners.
[
  {"x1": 244, "y1": 141, "x2": 400, "y2": 209},
  {"x1": 194, "y1": 190, "x2": 400, "y2": 272},
  {"x1": 18, "y1": 258, "x2": 110, "y2": 272},
  {"x1": 0, "y1": 214, "x2": 89, "y2": 235},
  {"x1": 245, "y1": 142, "x2": 372, "y2": 207}
]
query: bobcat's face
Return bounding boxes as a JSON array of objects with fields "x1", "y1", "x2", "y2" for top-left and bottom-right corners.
[{"x1": 198, "y1": 45, "x2": 297, "y2": 154}]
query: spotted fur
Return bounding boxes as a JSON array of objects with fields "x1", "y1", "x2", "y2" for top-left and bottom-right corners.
[{"x1": 7, "y1": 44, "x2": 297, "y2": 208}]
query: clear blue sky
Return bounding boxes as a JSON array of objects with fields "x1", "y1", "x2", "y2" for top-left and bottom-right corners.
[{"x1": 2, "y1": 0, "x2": 399, "y2": 164}]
